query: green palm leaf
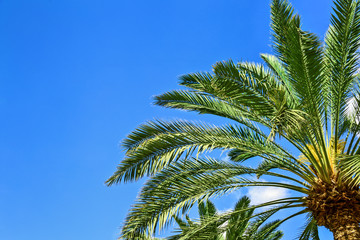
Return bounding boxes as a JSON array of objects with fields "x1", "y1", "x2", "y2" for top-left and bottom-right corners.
[
  {"x1": 169, "y1": 196, "x2": 284, "y2": 240},
  {"x1": 106, "y1": 120, "x2": 295, "y2": 184},
  {"x1": 325, "y1": 0, "x2": 360, "y2": 148}
]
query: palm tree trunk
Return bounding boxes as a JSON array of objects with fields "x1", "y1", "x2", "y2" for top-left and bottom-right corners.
[
  {"x1": 327, "y1": 209, "x2": 360, "y2": 240},
  {"x1": 306, "y1": 180, "x2": 360, "y2": 240},
  {"x1": 331, "y1": 222, "x2": 360, "y2": 240}
]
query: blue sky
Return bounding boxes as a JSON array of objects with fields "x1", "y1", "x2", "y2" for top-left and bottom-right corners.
[{"x1": 0, "y1": 0, "x2": 335, "y2": 239}]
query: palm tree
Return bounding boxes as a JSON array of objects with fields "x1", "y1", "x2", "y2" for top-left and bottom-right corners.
[
  {"x1": 107, "y1": 0, "x2": 360, "y2": 239},
  {"x1": 169, "y1": 196, "x2": 283, "y2": 240}
]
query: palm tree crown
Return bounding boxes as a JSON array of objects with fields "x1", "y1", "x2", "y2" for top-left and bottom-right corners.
[{"x1": 108, "y1": 0, "x2": 360, "y2": 239}]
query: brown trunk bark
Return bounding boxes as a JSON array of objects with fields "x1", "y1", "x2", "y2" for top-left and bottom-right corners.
[
  {"x1": 305, "y1": 179, "x2": 360, "y2": 239},
  {"x1": 326, "y1": 207, "x2": 360, "y2": 239},
  {"x1": 331, "y1": 222, "x2": 360, "y2": 240}
]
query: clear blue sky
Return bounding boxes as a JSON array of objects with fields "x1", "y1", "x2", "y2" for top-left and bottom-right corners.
[{"x1": 0, "y1": 0, "x2": 335, "y2": 239}]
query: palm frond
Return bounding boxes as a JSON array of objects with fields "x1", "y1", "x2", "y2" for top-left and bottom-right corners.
[
  {"x1": 339, "y1": 154, "x2": 360, "y2": 186},
  {"x1": 260, "y1": 53, "x2": 297, "y2": 104},
  {"x1": 154, "y1": 89, "x2": 270, "y2": 128},
  {"x1": 325, "y1": 0, "x2": 360, "y2": 148},
  {"x1": 106, "y1": 120, "x2": 294, "y2": 184},
  {"x1": 179, "y1": 201, "x2": 303, "y2": 240},
  {"x1": 271, "y1": 0, "x2": 331, "y2": 178},
  {"x1": 298, "y1": 215, "x2": 320, "y2": 240},
  {"x1": 119, "y1": 157, "x2": 305, "y2": 238}
]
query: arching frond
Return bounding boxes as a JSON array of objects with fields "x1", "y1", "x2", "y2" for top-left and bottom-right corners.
[
  {"x1": 154, "y1": 90, "x2": 270, "y2": 128},
  {"x1": 106, "y1": 120, "x2": 295, "y2": 184},
  {"x1": 119, "y1": 157, "x2": 307, "y2": 238}
]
